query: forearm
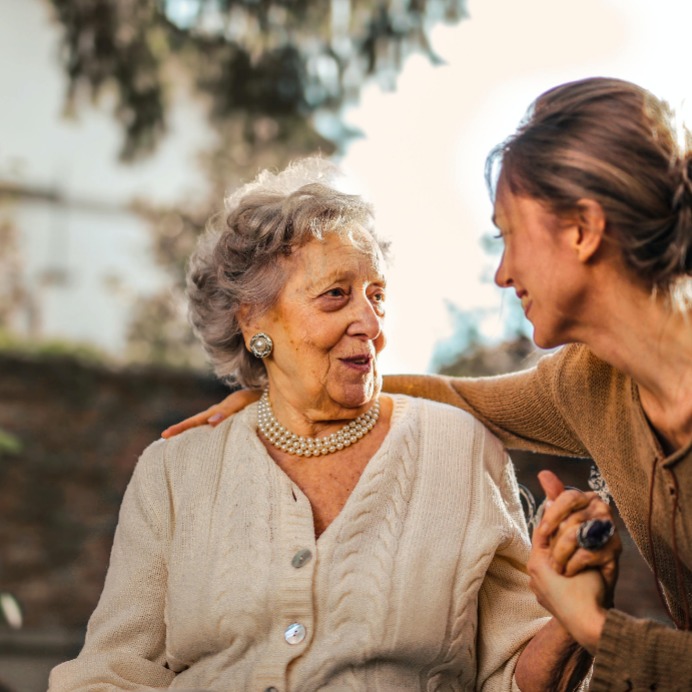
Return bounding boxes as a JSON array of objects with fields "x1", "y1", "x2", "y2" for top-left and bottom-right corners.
[
  {"x1": 515, "y1": 618, "x2": 592, "y2": 691},
  {"x1": 590, "y1": 609, "x2": 692, "y2": 690},
  {"x1": 383, "y1": 373, "x2": 465, "y2": 406},
  {"x1": 384, "y1": 364, "x2": 587, "y2": 458}
]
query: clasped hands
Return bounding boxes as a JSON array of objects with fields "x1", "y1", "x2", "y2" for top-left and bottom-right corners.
[{"x1": 528, "y1": 470, "x2": 622, "y2": 655}]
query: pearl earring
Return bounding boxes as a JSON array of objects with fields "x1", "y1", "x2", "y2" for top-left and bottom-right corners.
[{"x1": 249, "y1": 332, "x2": 273, "y2": 359}]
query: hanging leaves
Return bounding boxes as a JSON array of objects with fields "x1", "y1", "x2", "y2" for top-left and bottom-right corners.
[{"x1": 47, "y1": 0, "x2": 467, "y2": 159}]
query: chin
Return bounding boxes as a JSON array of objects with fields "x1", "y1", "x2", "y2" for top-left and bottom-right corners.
[
  {"x1": 532, "y1": 334, "x2": 551, "y2": 349},
  {"x1": 334, "y1": 377, "x2": 381, "y2": 411},
  {"x1": 532, "y1": 326, "x2": 567, "y2": 351}
]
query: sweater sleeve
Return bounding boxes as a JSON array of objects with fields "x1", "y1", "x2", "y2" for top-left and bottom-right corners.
[
  {"x1": 473, "y1": 433, "x2": 552, "y2": 691},
  {"x1": 383, "y1": 345, "x2": 589, "y2": 458},
  {"x1": 590, "y1": 608, "x2": 692, "y2": 690},
  {"x1": 48, "y1": 441, "x2": 176, "y2": 691}
]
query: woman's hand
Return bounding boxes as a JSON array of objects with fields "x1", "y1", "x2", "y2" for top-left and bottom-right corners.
[
  {"x1": 161, "y1": 389, "x2": 261, "y2": 438},
  {"x1": 528, "y1": 548, "x2": 607, "y2": 655},
  {"x1": 527, "y1": 470, "x2": 621, "y2": 655},
  {"x1": 536, "y1": 470, "x2": 621, "y2": 587}
]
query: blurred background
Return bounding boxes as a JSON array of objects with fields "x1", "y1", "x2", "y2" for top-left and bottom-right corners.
[{"x1": 0, "y1": 0, "x2": 687, "y2": 688}]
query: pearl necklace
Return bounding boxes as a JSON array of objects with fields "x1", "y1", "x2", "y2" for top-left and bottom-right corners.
[{"x1": 257, "y1": 390, "x2": 380, "y2": 457}]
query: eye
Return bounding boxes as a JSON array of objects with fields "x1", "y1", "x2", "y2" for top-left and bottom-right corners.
[
  {"x1": 369, "y1": 287, "x2": 386, "y2": 315},
  {"x1": 323, "y1": 287, "x2": 347, "y2": 298},
  {"x1": 318, "y1": 287, "x2": 350, "y2": 310}
]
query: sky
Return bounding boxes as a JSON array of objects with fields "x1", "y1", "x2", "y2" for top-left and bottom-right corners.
[
  {"x1": 1, "y1": 0, "x2": 691, "y2": 374},
  {"x1": 340, "y1": 0, "x2": 692, "y2": 373}
]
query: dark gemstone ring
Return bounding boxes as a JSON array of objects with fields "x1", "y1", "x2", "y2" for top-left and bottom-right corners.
[{"x1": 576, "y1": 518, "x2": 615, "y2": 551}]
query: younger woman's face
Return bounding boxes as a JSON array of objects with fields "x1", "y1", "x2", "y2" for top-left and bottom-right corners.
[{"x1": 492, "y1": 181, "x2": 590, "y2": 349}]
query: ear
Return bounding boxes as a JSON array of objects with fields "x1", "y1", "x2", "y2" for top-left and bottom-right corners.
[
  {"x1": 237, "y1": 305, "x2": 256, "y2": 344},
  {"x1": 572, "y1": 199, "x2": 606, "y2": 263}
]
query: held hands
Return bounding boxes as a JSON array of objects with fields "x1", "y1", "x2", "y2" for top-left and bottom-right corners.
[
  {"x1": 527, "y1": 470, "x2": 622, "y2": 655},
  {"x1": 161, "y1": 389, "x2": 260, "y2": 438},
  {"x1": 536, "y1": 470, "x2": 621, "y2": 583}
]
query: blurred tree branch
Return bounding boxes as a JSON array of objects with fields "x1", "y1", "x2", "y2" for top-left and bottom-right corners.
[
  {"x1": 47, "y1": 0, "x2": 467, "y2": 160},
  {"x1": 45, "y1": 0, "x2": 468, "y2": 368}
]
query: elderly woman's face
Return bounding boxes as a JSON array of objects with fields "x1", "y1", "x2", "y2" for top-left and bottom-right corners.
[{"x1": 256, "y1": 226, "x2": 386, "y2": 421}]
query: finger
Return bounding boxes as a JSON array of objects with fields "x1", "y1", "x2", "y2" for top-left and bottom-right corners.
[
  {"x1": 600, "y1": 559, "x2": 620, "y2": 604},
  {"x1": 161, "y1": 390, "x2": 261, "y2": 438},
  {"x1": 537, "y1": 470, "x2": 565, "y2": 501},
  {"x1": 563, "y1": 549, "x2": 618, "y2": 578},
  {"x1": 563, "y1": 534, "x2": 623, "y2": 578},
  {"x1": 210, "y1": 389, "x2": 261, "y2": 423},
  {"x1": 161, "y1": 405, "x2": 221, "y2": 438},
  {"x1": 538, "y1": 490, "x2": 599, "y2": 537},
  {"x1": 527, "y1": 543, "x2": 554, "y2": 584},
  {"x1": 547, "y1": 511, "x2": 595, "y2": 570},
  {"x1": 549, "y1": 500, "x2": 617, "y2": 566},
  {"x1": 531, "y1": 518, "x2": 553, "y2": 551},
  {"x1": 548, "y1": 505, "x2": 613, "y2": 563}
]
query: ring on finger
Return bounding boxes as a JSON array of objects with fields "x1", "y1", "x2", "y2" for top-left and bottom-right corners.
[{"x1": 576, "y1": 518, "x2": 615, "y2": 551}]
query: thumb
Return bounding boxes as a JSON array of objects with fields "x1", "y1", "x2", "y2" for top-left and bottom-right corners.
[{"x1": 538, "y1": 469, "x2": 565, "y2": 502}]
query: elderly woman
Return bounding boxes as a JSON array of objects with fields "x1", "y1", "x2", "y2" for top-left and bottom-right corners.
[{"x1": 50, "y1": 158, "x2": 587, "y2": 690}]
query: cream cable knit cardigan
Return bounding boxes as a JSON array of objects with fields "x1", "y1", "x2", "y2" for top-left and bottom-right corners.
[{"x1": 49, "y1": 395, "x2": 548, "y2": 691}]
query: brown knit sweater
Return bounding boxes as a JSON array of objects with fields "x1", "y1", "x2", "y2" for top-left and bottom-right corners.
[{"x1": 385, "y1": 343, "x2": 692, "y2": 691}]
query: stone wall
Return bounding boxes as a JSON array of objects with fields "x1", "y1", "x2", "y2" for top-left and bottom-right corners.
[{"x1": 0, "y1": 352, "x2": 228, "y2": 690}]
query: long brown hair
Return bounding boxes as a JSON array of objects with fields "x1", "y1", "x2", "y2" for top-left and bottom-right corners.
[{"x1": 486, "y1": 77, "x2": 692, "y2": 304}]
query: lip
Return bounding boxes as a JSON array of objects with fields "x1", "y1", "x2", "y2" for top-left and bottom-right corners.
[
  {"x1": 340, "y1": 353, "x2": 374, "y2": 372},
  {"x1": 517, "y1": 291, "x2": 531, "y2": 316}
]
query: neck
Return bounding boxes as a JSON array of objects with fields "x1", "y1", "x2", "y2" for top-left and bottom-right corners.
[
  {"x1": 257, "y1": 390, "x2": 381, "y2": 457},
  {"x1": 574, "y1": 284, "x2": 692, "y2": 450},
  {"x1": 264, "y1": 373, "x2": 382, "y2": 438}
]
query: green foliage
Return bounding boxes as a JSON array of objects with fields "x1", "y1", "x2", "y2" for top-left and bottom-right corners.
[
  {"x1": 47, "y1": 0, "x2": 467, "y2": 159},
  {"x1": 0, "y1": 428, "x2": 22, "y2": 456},
  {"x1": 0, "y1": 328, "x2": 112, "y2": 365}
]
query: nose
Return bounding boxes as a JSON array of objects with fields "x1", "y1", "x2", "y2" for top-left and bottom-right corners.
[
  {"x1": 347, "y1": 293, "x2": 384, "y2": 341},
  {"x1": 494, "y1": 251, "x2": 512, "y2": 288}
]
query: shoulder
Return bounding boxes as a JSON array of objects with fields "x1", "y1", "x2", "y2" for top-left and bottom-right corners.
[
  {"x1": 390, "y1": 394, "x2": 507, "y2": 473},
  {"x1": 389, "y1": 396, "x2": 523, "y2": 534},
  {"x1": 537, "y1": 343, "x2": 630, "y2": 406},
  {"x1": 393, "y1": 392, "x2": 493, "y2": 433},
  {"x1": 135, "y1": 406, "x2": 256, "y2": 488},
  {"x1": 559, "y1": 342, "x2": 618, "y2": 371},
  {"x1": 537, "y1": 343, "x2": 622, "y2": 382}
]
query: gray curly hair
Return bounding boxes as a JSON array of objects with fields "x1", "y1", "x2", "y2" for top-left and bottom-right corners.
[{"x1": 187, "y1": 157, "x2": 390, "y2": 388}]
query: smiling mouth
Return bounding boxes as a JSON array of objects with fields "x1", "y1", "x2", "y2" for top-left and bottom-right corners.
[
  {"x1": 341, "y1": 354, "x2": 373, "y2": 367},
  {"x1": 518, "y1": 293, "x2": 531, "y2": 315}
]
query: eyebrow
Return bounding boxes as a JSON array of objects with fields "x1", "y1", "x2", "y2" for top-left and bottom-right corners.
[{"x1": 309, "y1": 269, "x2": 387, "y2": 290}]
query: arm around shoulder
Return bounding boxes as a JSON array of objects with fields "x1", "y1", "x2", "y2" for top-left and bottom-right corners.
[{"x1": 385, "y1": 346, "x2": 589, "y2": 458}]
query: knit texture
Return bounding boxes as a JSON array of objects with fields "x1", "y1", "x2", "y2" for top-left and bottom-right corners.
[
  {"x1": 49, "y1": 395, "x2": 548, "y2": 691},
  {"x1": 385, "y1": 343, "x2": 692, "y2": 689}
]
